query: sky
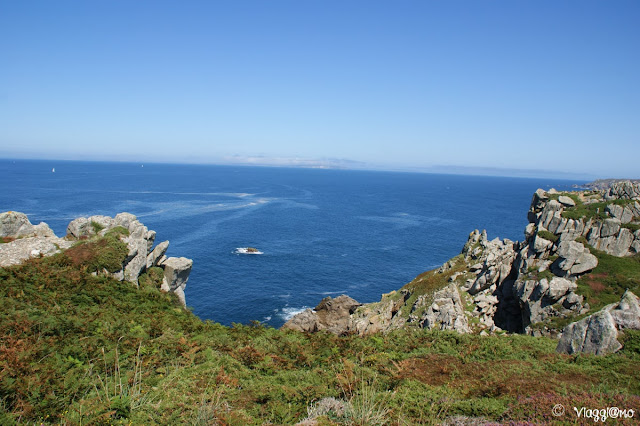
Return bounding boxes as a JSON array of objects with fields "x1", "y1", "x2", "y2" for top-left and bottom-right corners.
[{"x1": 1, "y1": 1, "x2": 638, "y2": 178}]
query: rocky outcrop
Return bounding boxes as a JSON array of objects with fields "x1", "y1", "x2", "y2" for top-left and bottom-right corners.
[
  {"x1": 0, "y1": 211, "x2": 73, "y2": 267},
  {"x1": 350, "y1": 290, "x2": 411, "y2": 335},
  {"x1": 160, "y1": 257, "x2": 193, "y2": 308},
  {"x1": 556, "y1": 310, "x2": 622, "y2": 355},
  {"x1": 585, "y1": 179, "x2": 640, "y2": 191},
  {"x1": 282, "y1": 295, "x2": 360, "y2": 335},
  {"x1": 147, "y1": 240, "x2": 169, "y2": 269},
  {"x1": 514, "y1": 277, "x2": 584, "y2": 330},
  {"x1": 410, "y1": 283, "x2": 471, "y2": 333},
  {"x1": 66, "y1": 213, "x2": 158, "y2": 283},
  {"x1": 556, "y1": 291, "x2": 640, "y2": 355},
  {"x1": 284, "y1": 180, "x2": 639, "y2": 343},
  {"x1": 527, "y1": 182, "x2": 640, "y2": 259},
  {"x1": 1, "y1": 211, "x2": 192, "y2": 306},
  {"x1": 465, "y1": 231, "x2": 519, "y2": 296},
  {"x1": 1, "y1": 211, "x2": 57, "y2": 239},
  {"x1": 603, "y1": 181, "x2": 640, "y2": 200},
  {"x1": 550, "y1": 240, "x2": 598, "y2": 277}
]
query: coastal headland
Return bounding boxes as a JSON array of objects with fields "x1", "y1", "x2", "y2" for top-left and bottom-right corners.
[{"x1": 1, "y1": 181, "x2": 639, "y2": 424}]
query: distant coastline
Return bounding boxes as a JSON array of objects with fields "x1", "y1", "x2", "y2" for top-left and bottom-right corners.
[{"x1": 0, "y1": 155, "x2": 606, "y2": 180}]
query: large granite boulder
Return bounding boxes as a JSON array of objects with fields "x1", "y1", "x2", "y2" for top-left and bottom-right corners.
[
  {"x1": 600, "y1": 218, "x2": 621, "y2": 238},
  {"x1": 606, "y1": 204, "x2": 635, "y2": 224},
  {"x1": 557, "y1": 195, "x2": 576, "y2": 207},
  {"x1": 0, "y1": 212, "x2": 70, "y2": 267},
  {"x1": 283, "y1": 295, "x2": 360, "y2": 335},
  {"x1": 0, "y1": 236, "x2": 72, "y2": 267},
  {"x1": 557, "y1": 291, "x2": 640, "y2": 355},
  {"x1": 1, "y1": 211, "x2": 36, "y2": 238},
  {"x1": 551, "y1": 240, "x2": 598, "y2": 277},
  {"x1": 282, "y1": 309, "x2": 321, "y2": 333},
  {"x1": 160, "y1": 256, "x2": 193, "y2": 308},
  {"x1": 610, "y1": 291, "x2": 640, "y2": 330},
  {"x1": 556, "y1": 310, "x2": 621, "y2": 355},
  {"x1": 1, "y1": 211, "x2": 55, "y2": 239},
  {"x1": 66, "y1": 215, "x2": 115, "y2": 239},
  {"x1": 124, "y1": 238, "x2": 151, "y2": 282}
]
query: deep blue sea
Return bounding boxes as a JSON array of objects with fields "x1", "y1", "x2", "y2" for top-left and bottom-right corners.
[{"x1": 0, "y1": 159, "x2": 585, "y2": 327}]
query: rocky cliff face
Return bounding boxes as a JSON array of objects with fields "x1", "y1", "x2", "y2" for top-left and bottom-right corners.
[
  {"x1": 283, "y1": 181, "x2": 640, "y2": 355},
  {"x1": 0, "y1": 211, "x2": 192, "y2": 307}
]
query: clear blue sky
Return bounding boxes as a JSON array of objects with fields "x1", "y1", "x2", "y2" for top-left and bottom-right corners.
[{"x1": 1, "y1": 1, "x2": 638, "y2": 178}]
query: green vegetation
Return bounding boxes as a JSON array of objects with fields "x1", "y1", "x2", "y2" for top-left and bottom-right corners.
[
  {"x1": 524, "y1": 265, "x2": 554, "y2": 283},
  {"x1": 561, "y1": 198, "x2": 635, "y2": 221},
  {"x1": 620, "y1": 330, "x2": 640, "y2": 357},
  {"x1": 90, "y1": 220, "x2": 106, "y2": 234},
  {"x1": 575, "y1": 236, "x2": 589, "y2": 245},
  {"x1": 395, "y1": 256, "x2": 466, "y2": 320},
  {"x1": 65, "y1": 233, "x2": 129, "y2": 273},
  {"x1": 536, "y1": 230, "x2": 558, "y2": 243},
  {"x1": 1, "y1": 240, "x2": 640, "y2": 424},
  {"x1": 105, "y1": 225, "x2": 130, "y2": 238},
  {"x1": 138, "y1": 266, "x2": 164, "y2": 290},
  {"x1": 575, "y1": 248, "x2": 640, "y2": 312},
  {"x1": 622, "y1": 222, "x2": 640, "y2": 232}
]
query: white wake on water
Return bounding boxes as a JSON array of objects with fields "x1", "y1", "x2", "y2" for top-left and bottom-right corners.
[{"x1": 278, "y1": 306, "x2": 311, "y2": 321}]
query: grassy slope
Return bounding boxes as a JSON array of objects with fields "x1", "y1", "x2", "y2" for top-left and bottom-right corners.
[{"x1": 1, "y1": 239, "x2": 640, "y2": 424}]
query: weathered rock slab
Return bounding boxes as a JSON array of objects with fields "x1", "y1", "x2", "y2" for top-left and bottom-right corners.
[
  {"x1": 146, "y1": 240, "x2": 169, "y2": 269},
  {"x1": 556, "y1": 310, "x2": 621, "y2": 355},
  {"x1": 160, "y1": 256, "x2": 193, "y2": 307},
  {"x1": 0, "y1": 212, "x2": 71, "y2": 266},
  {"x1": 557, "y1": 291, "x2": 640, "y2": 355},
  {"x1": 0, "y1": 236, "x2": 72, "y2": 267}
]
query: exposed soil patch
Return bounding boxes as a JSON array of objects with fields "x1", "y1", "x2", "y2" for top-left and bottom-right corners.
[{"x1": 585, "y1": 273, "x2": 608, "y2": 293}]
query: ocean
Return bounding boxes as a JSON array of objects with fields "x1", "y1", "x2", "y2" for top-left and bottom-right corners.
[{"x1": 0, "y1": 159, "x2": 584, "y2": 327}]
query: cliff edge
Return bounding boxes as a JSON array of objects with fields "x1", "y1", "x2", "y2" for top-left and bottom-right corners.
[
  {"x1": 283, "y1": 180, "x2": 640, "y2": 355},
  {"x1": 0, "y1": 211, "x2": 192, "y2": 306}
]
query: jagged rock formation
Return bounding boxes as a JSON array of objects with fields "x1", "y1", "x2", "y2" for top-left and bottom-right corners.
[
  {"x1": 0, "y1": 211, "x2": 192, "y2": 307},
  {"x1": 410, "y1": 283, "x2": 471, "y2": 333},
  {"x1": 67, "y1": 213, "x2": 163, "y2": 283},
  {"x1": 284, "y1": 180, "x2": 640, "y2": 355},
  {"x1": 349, "y1": 289, "x2": 411, "y2": 335},
  {"x1": 585, "y1": 179, "x2": 640, "y2": 191},
  {"x1": 160, "y1": 256, "x2": 193, "y2": 307}
]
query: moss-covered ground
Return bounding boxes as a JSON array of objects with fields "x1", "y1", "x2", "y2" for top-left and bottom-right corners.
[{"x1": 1, "y1": 238, "x2": 640, "y2": 424}]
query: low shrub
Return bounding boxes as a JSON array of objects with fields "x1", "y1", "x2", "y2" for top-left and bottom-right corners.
[{"x1": 537, "y1": 230, "x2": 559, "y2": 243}]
